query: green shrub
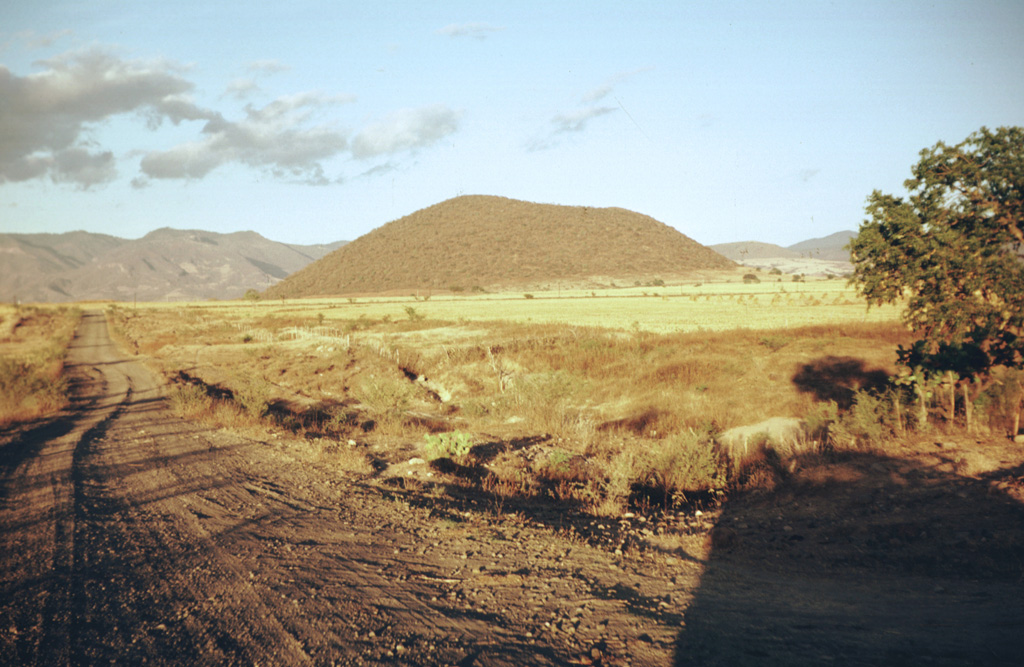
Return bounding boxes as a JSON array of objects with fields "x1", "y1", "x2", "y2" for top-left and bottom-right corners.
[
  {"x1": 644, "y1": 432, "x2": 728, "y2": 499},
  {"x1": 831, "y1": 390, "x2": 894, "y2": 449},
  {"x1": 423, "y1": 430, "x2": 474, "y2": 462},
  {"x1": 804, "y1": 400, "x2": 839, "y2": 446}
]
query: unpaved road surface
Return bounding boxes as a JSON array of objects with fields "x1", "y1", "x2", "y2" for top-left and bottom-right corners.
[
  {"x1": 0, "y1": 312, "x2": 696, "y2": 666},
  {"x1": 3, "y1": 311, "x2": 1024, "y2": 666}
]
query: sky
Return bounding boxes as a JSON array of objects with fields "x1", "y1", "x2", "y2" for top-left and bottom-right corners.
[{"x1": 1, "y1": 1, "x2": 1022, "y2": 247}]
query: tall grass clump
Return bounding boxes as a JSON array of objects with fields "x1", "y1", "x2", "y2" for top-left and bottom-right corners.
[
  {"x1": 638, "y1": 432, "x2": 728, "y2": 506},
  {"x1": 354, "y1": 375, "x2": 414, "y2": 433},
  {"x1": 0, "y1": 307, "x2": 80, "y2": 427},
  {"x1": 0, "y1": 355, "x2": 69, "y2": 427},
  {"x1": 167, "y1": 383, "x2": 214, "y2": 418}
]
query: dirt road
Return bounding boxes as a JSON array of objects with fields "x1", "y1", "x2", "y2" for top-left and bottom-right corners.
[
  {"x1": 0, "y1": 311, "x2": 695, "y2": 665},
  {"x1": 3, "y1": 311, "x2": 1023, "y2": 666}
]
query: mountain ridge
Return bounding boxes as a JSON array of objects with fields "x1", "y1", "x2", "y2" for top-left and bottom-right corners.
[
  {"x1": 265, "y1": 195, "x2": 736, "y2": 297},
  {"x1": 0, "y1": 229, "x2": 346, "y2": 303}
]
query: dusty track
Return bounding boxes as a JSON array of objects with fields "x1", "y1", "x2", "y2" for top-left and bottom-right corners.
[
  {"x1": 3, "y1": 311, "x2": 1023, "y2": 666},
  {"x1": 0, "y1": 312, "x2": 692, "y2": 665}
]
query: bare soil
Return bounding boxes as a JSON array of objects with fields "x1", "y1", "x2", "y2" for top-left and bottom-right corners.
[{"x1": 2, "y1": 311, "x2": 1022, "y2": 665}]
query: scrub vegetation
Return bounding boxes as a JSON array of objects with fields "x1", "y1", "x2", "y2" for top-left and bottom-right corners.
[
  {"x1": 100, "y1": 279, "x2": 966, "y2": 516},
  {"x1": 0, "y1": 305, "x2": 81, "y2": 427}
]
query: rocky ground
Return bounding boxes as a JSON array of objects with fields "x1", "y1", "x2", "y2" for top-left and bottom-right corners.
[{"x1": 1, "y1": 311, "x2": 1022, "y2": 665}]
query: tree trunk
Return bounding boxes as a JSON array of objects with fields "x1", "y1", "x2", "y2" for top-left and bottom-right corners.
[
  {"x1": 963, "y1": 383, "x2": 972, "y2": 433},
  {"x1": 947, "y1": 372, "x2": 956, "y2": 424},
  {"x1": 1013, "y1": 393, "x2": 1021, "y2": 439},
  {"x1": 917, "y1": 381, "x2": 928, "y2": 429}
]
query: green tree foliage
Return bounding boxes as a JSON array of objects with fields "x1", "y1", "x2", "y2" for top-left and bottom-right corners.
[{"x1": 850, "y1": 126, "x2": 1024, "y2": 387}]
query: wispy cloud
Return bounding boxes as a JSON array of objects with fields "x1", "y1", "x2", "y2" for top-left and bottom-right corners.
[
  {"x1": 246, "y1": 59, "x2": 290, "y2": 74},
  {"x1": 225, "y1": 60, "x2": 292, "y2": 100},
  {"x1": 351, "y1": 104, "x2": 461, "y2": 159},
  {"x1": 552, "y1": 107, "x2": 616, "y2": 134},
  {"x1": 140, "y1": 92, "x2": 353, "y2": 185},
  {"x1": 530, "y1": 68, "x2": 653, "y2": 151},
  {"x1": 580, "y1": 67, "x2": 653, "y2": 104},
  {"x1": 0, "y1": 47, "x2": 195, "y2": 188},
  {"x1": 436, "y1": 22, "x2": 505, "y2": 39},
  {"x1": 225, "y1": 77, "x2": 260, "y2": 99}
]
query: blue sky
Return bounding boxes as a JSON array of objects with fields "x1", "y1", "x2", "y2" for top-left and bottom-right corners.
[{"x1": 1, "y1": 1, "x2": 1022, "y2": 246}]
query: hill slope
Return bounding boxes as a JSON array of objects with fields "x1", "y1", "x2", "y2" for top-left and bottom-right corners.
[
  {"x1": 710, "y1": 231, "x2": 856, "y2": 277},
  {"x1": 0, "y1": 229, "x2": 346, "y2": 303},
  {"x1": 266, "y1": 196, "x2": 734, "y2": 297},
  {"x1": 708, "y1": 241, "x2": 800, "y2": 260},
  {"x1": 787, "y1": 230, "x2": 856, "y2": 262}
]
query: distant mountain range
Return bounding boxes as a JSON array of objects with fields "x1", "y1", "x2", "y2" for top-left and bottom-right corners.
[
  {"x1": 264, "y1": 195, "x2": 735, "y2": 298},
  {"x1": 1, "y1": 205, "x2": 859, "y2": 303},
  {"x1": 0, "y1": 229, "x2": 346, "y2": 303},
  {"x1": 710, "y1": 231, "x2": 856, "y2": 276}
]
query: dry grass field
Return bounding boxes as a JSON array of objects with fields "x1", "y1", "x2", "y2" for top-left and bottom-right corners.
[
  {"x1": 100, "y1": 278, "x2": 922, "y2": 514},
  {"x1": 0, "y1": 304, "x2": 81, "y2": 427},
  {"x1": 7, "y1": 282, "x2": 1024, "y2": 664}
]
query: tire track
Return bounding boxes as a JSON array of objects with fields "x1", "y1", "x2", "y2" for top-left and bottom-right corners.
[{"x1": 3, "y1": 311, "x2": 689, "y2": 666}]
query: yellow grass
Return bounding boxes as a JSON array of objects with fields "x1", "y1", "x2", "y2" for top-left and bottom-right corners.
[
  {"x1": 0, "y1": 305, "x2": 81, "y2": 427},
  {"x1": 100, "y1": 286, "x2": 912, "y2": 511},
  {"x1": 120, "y1": 278, "x2": 899, "y2": 334}
]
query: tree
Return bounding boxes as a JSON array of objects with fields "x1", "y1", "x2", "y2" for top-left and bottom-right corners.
[{"x1": 849, "y1": 126, "x2": 1024, "y2": 405}]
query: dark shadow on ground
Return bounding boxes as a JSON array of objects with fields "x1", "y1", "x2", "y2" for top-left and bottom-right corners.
[
  {"x1": 673, "y1": 448, "x2": 1024, "y2": 665},
  {"x1": 792, "y1": 356, "x2": 890, "y2": 408}
]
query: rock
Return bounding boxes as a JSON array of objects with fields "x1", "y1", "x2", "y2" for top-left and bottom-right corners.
[
  {"x1": 718, "y1": 417, "x2": 808, "y2": 464},
  {"x1": 407, "y1": 457, "x2": 425, "y2": 465}
]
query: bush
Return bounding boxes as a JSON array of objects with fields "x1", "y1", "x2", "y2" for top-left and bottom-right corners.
[
  {"x1": 639, "y1": 432, "x2": 728, "y2": 505},
  {"x1": 168, "y1": 383, "x2": 213, "y2": 418},
  {"x1": 0, "y1": 355, "x2": 68, "y2": 425},
  {"x1": 743, "y1": 273, "x2": 760, "y2": 284},
  {"x1": 758, "y1": 334, "x2": 791, "y2": 351},
  {"x1": 354, "y1": 376, "x2": 413, "y2": 431},
  {"x1": 830, "y1": 390, "x2": 896, "y2": 449},
  {"x1": 423, "y1": 430, "x2": 474, "y2": 462},
  {"x1": 235, "y1": 377, "x2": 271, "y2": 419}
]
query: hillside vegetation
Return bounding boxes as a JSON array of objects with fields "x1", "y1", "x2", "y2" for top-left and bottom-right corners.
[{"x1": 265, "y1": 196, "x2": 734, "y2": 297}]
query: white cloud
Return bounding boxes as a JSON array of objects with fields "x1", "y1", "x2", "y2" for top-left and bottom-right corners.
[
  {"x1": 529, "y1": 68, "x2": 653, "y2": 151},
  {"x1": 0, "y1": 46, "x2": 457, "y2": 189},
  {"x1": 580, "y1": 84, "x2": 614, "y2": 105},
  {"x1": 225, "y1": 77, "x2": 260, "y2": 99},
  {"x1": 552, "y1": 107, "x2": 616, "y2": 134},
  {"x1": 351, "y1": 104, "x2": 461, "y2": 159},
  {"x1": 52, "y1": 147, "x2": 116, "y2": 187},
  {"x1": 580, "y1": 67, "x2": 654, "y2": 104},
  {"x1": 226, "y1": 60, "x2": 291, "y2": 100},
  {"x1": 528, "y1": 106, "x2": 616, "y2": 151},
  {"x1": 436, "y1": 22, "x2": 504, "y2": 39},
  {"x1": 246, "y1": 59, "x2": 291, "y2": 74},
  {"x1": 0, "y1": 47, "x2": 194, "y2": 187},
  {"x1": 141, "y1": 92, "x2": 353, "y2": 185}
]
